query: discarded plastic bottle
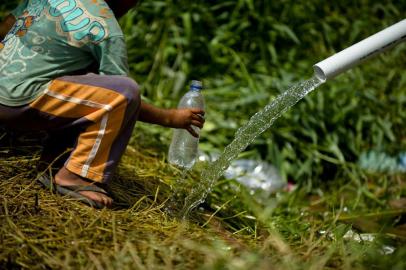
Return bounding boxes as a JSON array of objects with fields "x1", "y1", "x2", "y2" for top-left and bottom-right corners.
[
  {"x1": 223, "y1": 159, "x2": 286, "y2": 194},
  {"x1": 168, "y1": 80, "x2": 205, "y2": 169}
]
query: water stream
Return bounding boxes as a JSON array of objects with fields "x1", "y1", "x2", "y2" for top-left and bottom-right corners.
[{"x1": 180, "y1": 75, "x2": 324, "y2": 218}]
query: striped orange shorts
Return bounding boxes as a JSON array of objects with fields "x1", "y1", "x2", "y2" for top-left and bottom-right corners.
[{"x1": 0, "y1": 73, "x2": 141, "y2": 183}]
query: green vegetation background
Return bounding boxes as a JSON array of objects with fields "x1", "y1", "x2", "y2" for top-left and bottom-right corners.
[
  {"x1": 125, "y1": 0, "x2": 405, "y2": 186},
  {"x1": 1, "y1": 1, "x2": 406, "y2": 269},
  {"x1": 1, "y1": 1, "x2": 405, "y2": 184}
]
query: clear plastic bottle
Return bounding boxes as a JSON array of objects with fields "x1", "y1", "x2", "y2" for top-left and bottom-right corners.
[{"x1": 168, "y1": 80, "x2": 205, "y2": 169}]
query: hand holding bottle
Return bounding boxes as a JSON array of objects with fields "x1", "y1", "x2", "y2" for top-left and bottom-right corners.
[
  {"x1": 166, "y1": 108, "x2": 205, "y2": 137},
  {"x1": 168, "y1": 80, "x2": 205, "y2": 169}
]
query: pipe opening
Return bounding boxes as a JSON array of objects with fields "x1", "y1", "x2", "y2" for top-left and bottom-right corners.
[{"x1": 313, "y1": 65, "x2": 327, "y2": 82}]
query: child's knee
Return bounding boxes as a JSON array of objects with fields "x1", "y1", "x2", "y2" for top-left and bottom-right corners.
[{"x1": 117, "y1": 77, "x2": 140, "y2": 107}]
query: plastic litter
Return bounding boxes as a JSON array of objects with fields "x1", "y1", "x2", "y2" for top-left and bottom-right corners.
[
  {"x1": 358, "y1": 151, "x2": 406, "y2": 173},
  {"x1": 320, "y1": 229, "x2": 396, "y2": 255},
  {"x1": 223, "y1": 159, "x2": 286, "y2": 194},
  {"x1": 198, "y1": 151, "x2": 286, "y2": 194}
]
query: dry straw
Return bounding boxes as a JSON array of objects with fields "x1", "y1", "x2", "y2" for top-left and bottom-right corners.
[{"x1": 0, "y1": 137, "x2": 261, "y2": 269}]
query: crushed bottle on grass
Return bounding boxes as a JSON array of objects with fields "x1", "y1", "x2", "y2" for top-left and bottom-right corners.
[
  {"x1": 223, "y1": 159, "x2": 286, "y2": 194},
  {"x1": 358, "y1": 150, "x2": 406, "y2": 173},
  {"x1": 198, "y1": 151, "x2": 287, "y2": 197},
  {"x1": 319, "y1": 229, "x2": 396, "y2": 255}
]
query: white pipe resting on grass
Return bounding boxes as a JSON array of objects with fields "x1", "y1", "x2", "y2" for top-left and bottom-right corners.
[{"x1": 313, "y1": 19, "x2": 406, "y2": 81}]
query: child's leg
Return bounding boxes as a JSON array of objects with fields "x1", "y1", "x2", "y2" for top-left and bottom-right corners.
[
  {"x1": 29, "y1": 73, "x2": 141, "y2": 183},
  {"x1": 39, "y1": 127, "x2": 81, "y2": 171},
  {"x1": 0, "y1": 73, "x2": 140, "y2": 206}
]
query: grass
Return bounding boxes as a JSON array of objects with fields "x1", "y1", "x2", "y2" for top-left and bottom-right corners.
[
  {"x1": 1, "y1": 0, "x2": 406, "y2": 269},
  {"x1": 1, "y1": 134, "x2": 405, "y2": 269}
]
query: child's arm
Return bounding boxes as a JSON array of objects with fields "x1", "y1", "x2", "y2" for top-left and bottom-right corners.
[
  {"x1": 0, "y1": 14, "x2": 15, "y2": 40},
  {"x1": 138, "y1": 101, "x2": 205, "y2": 137}
]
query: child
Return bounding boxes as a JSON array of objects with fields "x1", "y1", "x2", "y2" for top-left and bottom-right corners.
[{"x1": 0, "y1": 0, "x2": 205, "y2": 208}]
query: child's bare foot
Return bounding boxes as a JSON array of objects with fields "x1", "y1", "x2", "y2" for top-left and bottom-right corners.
[{"x1": 54, "y1": 166, "x2": 113, "y2": 208}]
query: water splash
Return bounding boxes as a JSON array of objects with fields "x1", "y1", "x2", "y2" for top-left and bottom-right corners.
[
  {"x1": 165, "y1": 170, "x2": 189, "y2": 215},
  {"x1": 180, "y1": 75, "x2": 324, "y2": 218}
]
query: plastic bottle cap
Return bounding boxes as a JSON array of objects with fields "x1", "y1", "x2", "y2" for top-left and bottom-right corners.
[{"x1": 190, "y1": 80, "x2": 203, "y2": 91}]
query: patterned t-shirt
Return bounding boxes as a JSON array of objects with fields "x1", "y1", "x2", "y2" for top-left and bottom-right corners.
[{"x1": 0, "y1": 0, "x2": 129, "y2": 106}]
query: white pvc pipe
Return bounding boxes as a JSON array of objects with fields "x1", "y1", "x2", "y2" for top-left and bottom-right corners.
[{"x1": 313, "y1": 19, "x2": 406, "y2": 82}]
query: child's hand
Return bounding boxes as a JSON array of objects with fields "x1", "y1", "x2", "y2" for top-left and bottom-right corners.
[
  {"x1": 138, "y1": 101, "x2": 205, "y2": 137},
  {"x1": 168, "y1": 108, "x2": 205, "y2": 137}
]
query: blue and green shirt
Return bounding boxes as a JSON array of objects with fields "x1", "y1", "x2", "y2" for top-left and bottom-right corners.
[{"x1": 0, "y1": 0, "x2": 129, "y2": 106}]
